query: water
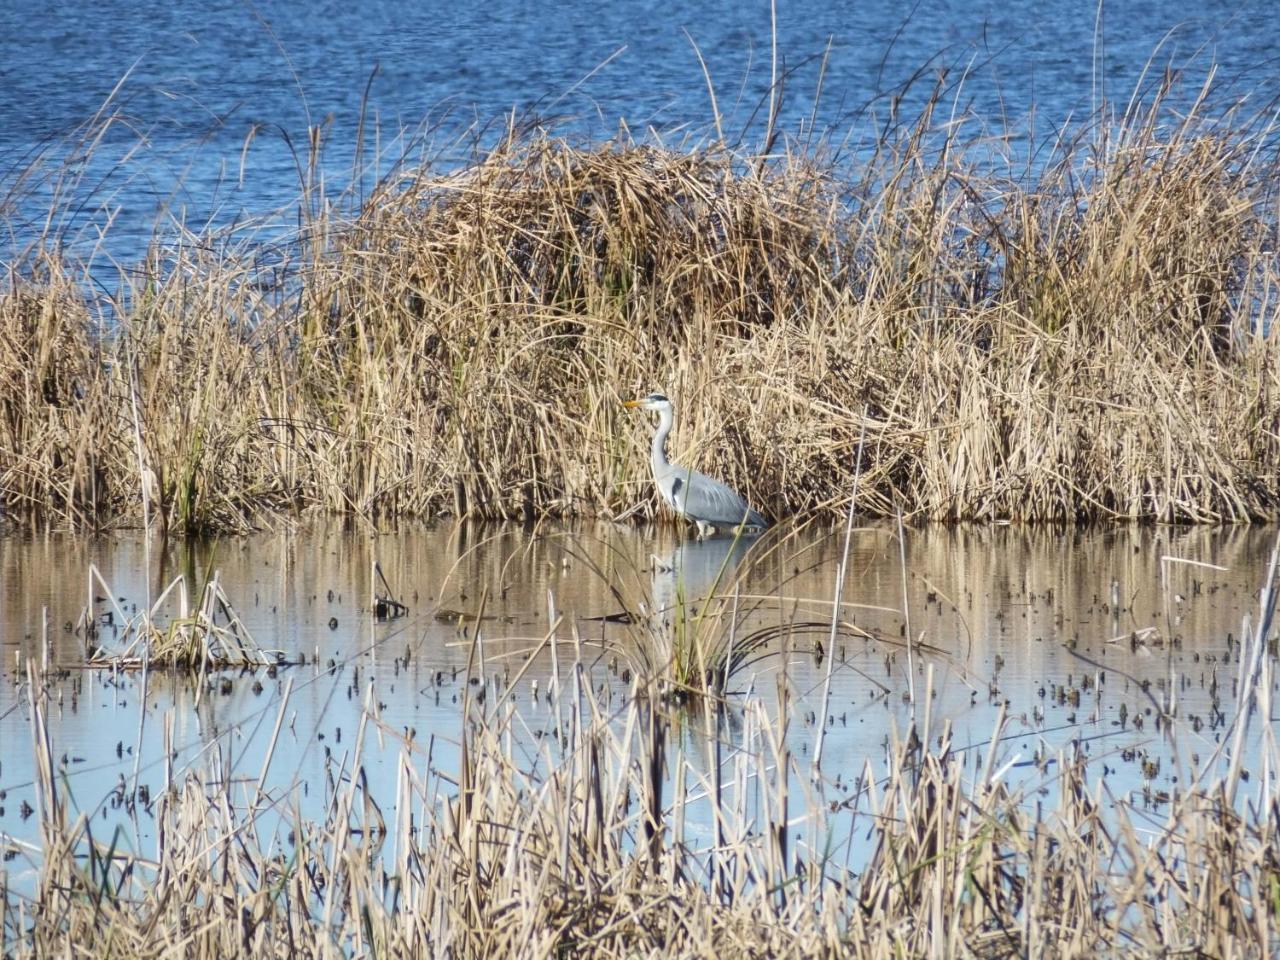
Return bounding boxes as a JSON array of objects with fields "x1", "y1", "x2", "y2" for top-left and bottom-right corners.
[
  {"x1": 2, "y1": 1, "x2": 1277, "y2": 265},
  {"x1": 1, "y1": 521, "x2": 1277, "y2": 880}
]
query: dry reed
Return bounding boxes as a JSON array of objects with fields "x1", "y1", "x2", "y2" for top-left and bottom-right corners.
[
  {"x1": 81, "y1": 562, "x2": 281, "y2": 670},
  {"x1": 3, "y1": 85, "x2": 1280, "y2": 533}
]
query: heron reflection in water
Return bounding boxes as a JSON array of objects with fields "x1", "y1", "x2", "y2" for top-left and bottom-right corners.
[{"x1": 647, "y1": 533, "x2": 756, "y2": 634}]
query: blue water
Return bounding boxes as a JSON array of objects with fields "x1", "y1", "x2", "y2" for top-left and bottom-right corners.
[{"x1": 1, "y1": 0, "x2": 1277, "y2": 263}]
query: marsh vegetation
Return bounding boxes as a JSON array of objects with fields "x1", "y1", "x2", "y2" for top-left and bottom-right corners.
[
  {"x1": 4, "y1": 76, "x2": 1280, "y2": 534},
  {"x1": 4, "y1": 37, "x2": 1280, "y2": 957}
]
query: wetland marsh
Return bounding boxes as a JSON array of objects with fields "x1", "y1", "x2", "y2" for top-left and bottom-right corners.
[
  {"x1": 2, "y1": 521, "x2": 1278, "y2": 955},
  {"x1": 4, "y1": 3, "x2": 1280, "y2": 954}
]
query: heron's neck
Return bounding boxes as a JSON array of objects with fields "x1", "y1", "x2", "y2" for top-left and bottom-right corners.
[{"x1": 651, "y1": 407, "x2": 673, "y2": 475}]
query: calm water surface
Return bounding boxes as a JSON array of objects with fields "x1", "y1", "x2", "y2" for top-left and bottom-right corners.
[
  {"x1": 1, "y1": 521, "x2": 1277, "y2": 876},
  {"x1": 2, "y1": 1, "x2": 1277, "y2": 263}
]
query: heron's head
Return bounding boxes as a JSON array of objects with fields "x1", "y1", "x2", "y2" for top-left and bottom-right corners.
[{"x1": 622, "y1": 392, "x2": 672, "y2": 413}]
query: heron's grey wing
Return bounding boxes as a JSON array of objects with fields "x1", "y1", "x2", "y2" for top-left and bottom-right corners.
[
  {"x1": 673, "y1": 466, "x2": 765, "y2": 527},
  {"x1": 654, "y1": 463, "x2": 683, "y2": 513}
]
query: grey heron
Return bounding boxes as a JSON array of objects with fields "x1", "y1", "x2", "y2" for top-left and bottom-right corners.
[{"x1": 623, "y1": 393, "x2": 769, "y2": 538}]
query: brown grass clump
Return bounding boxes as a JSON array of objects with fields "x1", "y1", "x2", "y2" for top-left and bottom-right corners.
[
  {"x1": 0, "y1": 257, "x2": 105, "y2": 523},
  {"x1": 3, "y1": 90, "x2": 1280, "y2": 531},
  {"x1": 82, "y1": 563, "x2": 282, "y2": 669}
]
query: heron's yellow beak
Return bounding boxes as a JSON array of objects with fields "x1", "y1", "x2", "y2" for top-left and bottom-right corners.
[{"x1": 622, "y1": 399, "x2": 642, "y2": 408}]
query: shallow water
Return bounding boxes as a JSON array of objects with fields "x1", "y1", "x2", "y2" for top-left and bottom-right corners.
[{"x1": 1, "y1": 520, "x2": 1277, "y2": 873}]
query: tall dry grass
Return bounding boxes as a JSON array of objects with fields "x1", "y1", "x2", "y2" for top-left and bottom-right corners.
[{"x1": 3, "y1": 84, "x2": 1280, "y2": 532}]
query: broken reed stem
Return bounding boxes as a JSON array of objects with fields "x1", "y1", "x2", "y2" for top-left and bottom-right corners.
[
  {"x1": 1225, "y1": 529, "x2": 1280, "y2": 805},
  {"x1": 897, "y1": 506, "x2": 915, "y2": 709},
  {"x1": 814, "y1": 412, "x2": 866, "y2": 772}
]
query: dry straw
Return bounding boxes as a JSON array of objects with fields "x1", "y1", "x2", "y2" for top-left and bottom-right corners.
[{"x1": 2, "y1": 82, "x2": 1279, "y2": 534}]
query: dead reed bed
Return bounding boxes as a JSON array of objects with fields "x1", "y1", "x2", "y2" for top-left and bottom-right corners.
[
  {"x1": 3, "y1": 88, "x2": 1280, "y2": 532},
  {"x1": 4, "y1": 544, "x2": 1277, "y2": 959}
]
